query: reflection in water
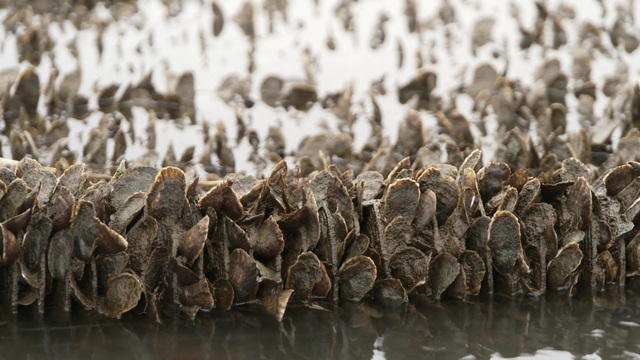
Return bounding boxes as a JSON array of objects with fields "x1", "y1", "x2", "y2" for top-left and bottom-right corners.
[{"x1": 1, "y1": 288, "x2": 640, "y2": 359}]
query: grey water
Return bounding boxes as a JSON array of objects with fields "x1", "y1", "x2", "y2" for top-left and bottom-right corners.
[{"x1": 2, "y1": 288, "x2": 640, "y2": 360}]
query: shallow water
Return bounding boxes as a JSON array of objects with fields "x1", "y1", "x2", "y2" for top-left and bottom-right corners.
[{"x1": 2, "y1": 288, "x2": 640, "y2": 359}]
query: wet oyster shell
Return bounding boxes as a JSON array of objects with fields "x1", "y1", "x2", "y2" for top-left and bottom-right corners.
[{"x1": 338, "y1": 256, "x2": 377, "y2": 302}]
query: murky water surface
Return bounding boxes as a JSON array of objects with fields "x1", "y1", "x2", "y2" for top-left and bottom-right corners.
[{"x1": 2, "y1": 289, "x2": 640, "y2": 359}]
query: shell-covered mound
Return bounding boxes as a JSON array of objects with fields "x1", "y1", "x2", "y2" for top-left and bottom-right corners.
[
  {"x1": 0, "y1": 149, "x2": 638, "y2": 321},
  {"x1": 1, "y1": 0, "x2": 640, "y2": 323}
]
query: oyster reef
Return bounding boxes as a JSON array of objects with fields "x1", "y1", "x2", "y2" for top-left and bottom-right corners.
[{"x1": 0, "y1": 0, "x2": 639, "y2": 326}]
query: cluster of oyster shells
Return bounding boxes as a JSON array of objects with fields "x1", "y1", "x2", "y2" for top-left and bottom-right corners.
[
  {"x1": 0, "y1": 145, "x2": 639, "y2": 321},
  {"x1": 0, "y1": 0, "x2": 639, "y2": 322}
]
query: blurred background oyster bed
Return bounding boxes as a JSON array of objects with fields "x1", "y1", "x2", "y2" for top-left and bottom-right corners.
[{"x1": 0, "y1": 0, "x2": 638, "y2": 177}]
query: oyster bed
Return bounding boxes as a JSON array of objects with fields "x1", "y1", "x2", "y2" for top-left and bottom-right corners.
[
  {"x1": 0, "y1": 151, "x2": 639, "y2": 321},
  {"x1": 0, "y1": 0, "x2": 639, "y2": 323}
]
